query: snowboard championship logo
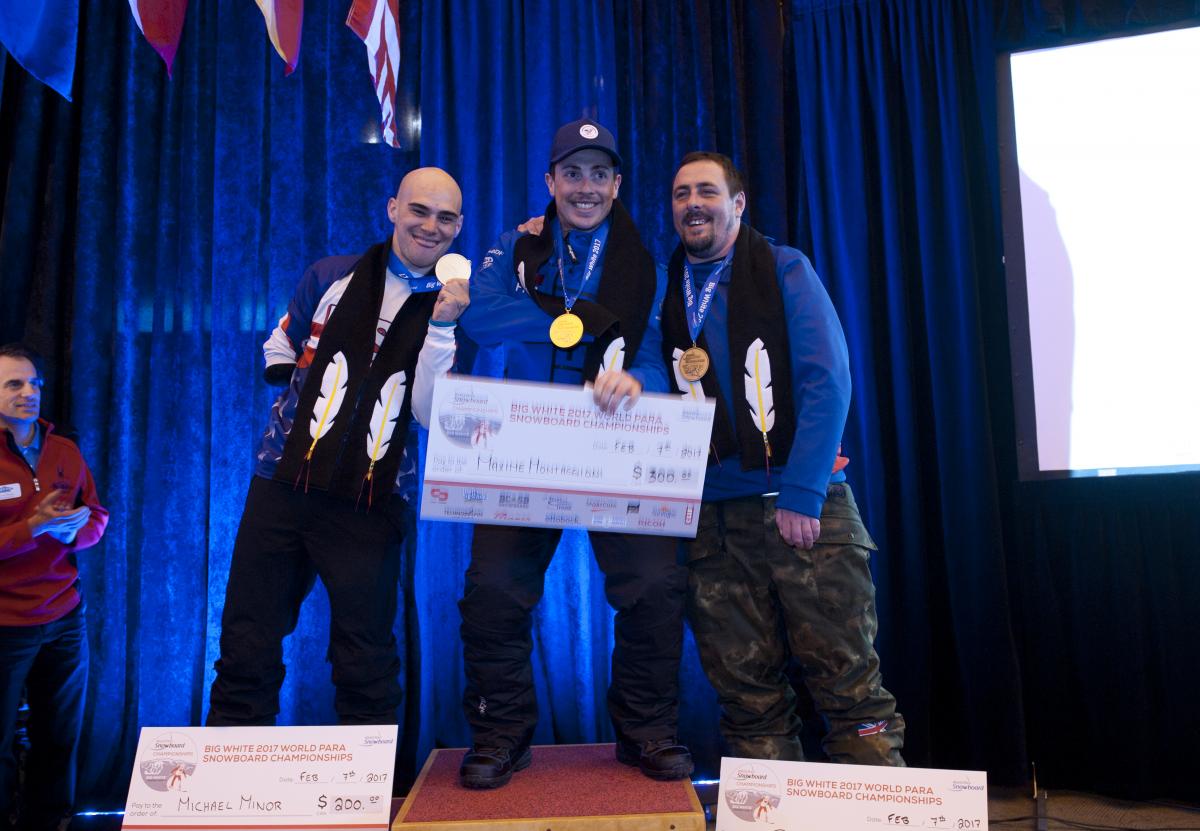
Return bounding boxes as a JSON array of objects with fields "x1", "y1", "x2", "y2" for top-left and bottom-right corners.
[
  {"x1": 724, "y1": 762, "x2": 783, "y2": 824},
  {"x1": 139, "y1": 732, "x2": 198, "y2": 792}
]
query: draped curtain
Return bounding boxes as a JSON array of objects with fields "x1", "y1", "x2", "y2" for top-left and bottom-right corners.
[{"x1": 2, "y1": 0, "x2": 1198, "y2": 809}]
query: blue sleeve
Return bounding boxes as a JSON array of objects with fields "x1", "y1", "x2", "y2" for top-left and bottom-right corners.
[
  {"x1": 773, "y1": 249, "x2": 851, "y2": 518},
  {"x1": 626, "y1": 262, "x2": 670, "y2": 393},
  {"x1": 282, "y1": 256, "x2": 356, "y2": 356},
  {"x1": 459, "y1": 230, "x2": 556, "y2": 346},
  {"x1": 282, "y1": 264, "x2": 323, "y2": 356}
]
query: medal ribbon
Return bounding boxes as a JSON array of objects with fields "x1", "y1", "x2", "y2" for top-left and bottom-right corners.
[
  {"x1": 553, "y1": 220, "x2": 609, "y2": 312},
  {"x1": 682, "y1": 250, "x2": 734, "y2": 343},
  {"x1": 388, "y1": 251, "x2": 443, "y2": 293}
]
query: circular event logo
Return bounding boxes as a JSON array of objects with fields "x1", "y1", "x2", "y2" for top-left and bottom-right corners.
[
  {"x1": 438, "y1": 387, "x2": 504, "y2": 449},
  {"x1": 723, "y1": 762, "x2": 783, "y2": 824},
  {"x1": 139, "y1": 732, "x2": 199, "y2": 792},
  {"x1": 579, "y1": 124, "x2": 599, "y2": 139}
]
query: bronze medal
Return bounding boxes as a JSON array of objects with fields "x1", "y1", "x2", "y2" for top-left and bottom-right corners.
[
  {"x1": 679, "y1": 346, "x2": 710, "y2": 382},
  {"x1": 549, "y1": 312, "x2": 585, "y2": 348}
]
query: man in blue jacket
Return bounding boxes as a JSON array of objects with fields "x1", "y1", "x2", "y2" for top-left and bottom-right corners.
[
  {"x1": 662, "y1": 152, "x2": 905, "y2": 765},
  {"x1": 455, "y1": 119, "x2": 692, "y2": 788}
]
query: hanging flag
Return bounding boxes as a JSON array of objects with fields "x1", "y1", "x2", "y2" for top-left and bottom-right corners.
[
  {"x1": 127, "y1": 0, "x2": 189, "y2": 76},
  {"x1": 255, "y1": 0, "x2": 303, "y2": 75},
  {"x1": 346, "y1": 0, "x2": 402, "y2": 148},
  {"x1": 0, "y1": 0, "x2": 79, "y2": 100}
]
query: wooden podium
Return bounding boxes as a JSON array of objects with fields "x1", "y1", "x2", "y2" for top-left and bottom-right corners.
[{"x1": 392, "y1": 744, "x2": 705, "y2": 831}]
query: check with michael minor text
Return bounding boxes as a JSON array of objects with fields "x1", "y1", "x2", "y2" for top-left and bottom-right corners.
[{"x1": 121, "y1": 725, "x2": 397, "y2": 830}]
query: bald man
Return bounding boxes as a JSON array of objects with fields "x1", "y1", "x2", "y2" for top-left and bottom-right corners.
[{"x1": 208, "y1": 168, "x2": 469, "y2": 726}]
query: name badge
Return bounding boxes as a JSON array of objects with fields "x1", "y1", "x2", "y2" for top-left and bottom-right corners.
[{"x1": 0, "y1": 483, "x2": 22, "y2": 501}]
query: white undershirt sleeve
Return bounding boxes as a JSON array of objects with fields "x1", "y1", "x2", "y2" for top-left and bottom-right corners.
[
  {"x1": 410, "y1": 323, "x2": 457, "y2": 428},
  {"x1": 263, "y1": 314, "x2": 299, "y2": 366}
]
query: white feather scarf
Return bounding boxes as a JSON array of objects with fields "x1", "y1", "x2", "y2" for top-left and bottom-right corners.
[
  {"x1": 306, "y1": 351, "x2": 350, "y2": 459},
  {"x1": 743, "y1": 338, "x2": 775, "y2": 452},
  {"x1": 365, "y1": 370, "x2": 407, "y2": 474},
  {"x1": 602, "y1": 337, "x2": 626, "y2": 373}
]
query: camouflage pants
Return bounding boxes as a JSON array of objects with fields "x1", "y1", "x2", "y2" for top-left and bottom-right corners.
[{"x1": 686, "y1": 483, "x2": 905, "y2": 765}]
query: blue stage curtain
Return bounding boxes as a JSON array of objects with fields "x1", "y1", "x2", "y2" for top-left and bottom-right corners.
[
  {"x1": 786, "y1": 0, "x2": 1029, "y2": 779},
  {"x1": 4, "y1": 0, "x2": 1200, "y2": 811}
]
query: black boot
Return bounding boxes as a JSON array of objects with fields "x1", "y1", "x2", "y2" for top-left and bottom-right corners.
[
  {"x1": 459, "y1": 744, "x2": 533, "y2": 789},
  {"x1": 615, "y1": 738, "x2": 694, "y2": 781}
]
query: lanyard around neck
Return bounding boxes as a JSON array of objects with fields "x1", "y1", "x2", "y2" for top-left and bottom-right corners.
[
  {"x1": 682, "y1": 249, "x2": 734, "y2": 343},
  {"x1": 388, "y1": 251, "x2": 442, "y2": 293},
  {"x1": 553, "y1": 220, "x2": 609, "y2": 312}
]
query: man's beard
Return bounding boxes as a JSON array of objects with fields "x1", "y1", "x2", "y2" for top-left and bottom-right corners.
[{"x1": 682, "y1": 228, "x2": 715, "y2": 258}]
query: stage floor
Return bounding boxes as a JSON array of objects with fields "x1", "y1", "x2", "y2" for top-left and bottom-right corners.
[
  {"x1": 69, "y1": 784, "x2": 1200, "y2": 830},
  {"x1": 393, "y1": 744, "x2": 704, "y2": 830}
]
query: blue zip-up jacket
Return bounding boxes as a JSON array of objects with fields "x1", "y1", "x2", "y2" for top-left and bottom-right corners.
[
  {"x1": 461, "y1": 221, "x2": 670, "y2": 393},
  {"x1": 684, "y1": 240, "x2": 850, "y2": 518}
]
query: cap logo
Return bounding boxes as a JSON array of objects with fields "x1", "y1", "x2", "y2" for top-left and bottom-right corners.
[{"x1": 579, "y1": 124, "x2": 599, "y2": 139}]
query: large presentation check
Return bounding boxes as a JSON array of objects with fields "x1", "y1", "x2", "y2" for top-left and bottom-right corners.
[
  {"x1": 421, "y1": 375, "x2": 716, "y2": 537},
  {"x1": 122, "y1": 725, "x2": 397, "y2": 830},
  {"x1": 716, "y1": 757, "x2": 988, "y2": 830}
]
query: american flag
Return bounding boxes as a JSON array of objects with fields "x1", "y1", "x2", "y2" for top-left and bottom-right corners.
[
  {"x1": 857, "y1": 720, "x2": 889, "y2": 737},
  {"x1": 346, "y1": 0, "x2": 402, "y2": 148}
]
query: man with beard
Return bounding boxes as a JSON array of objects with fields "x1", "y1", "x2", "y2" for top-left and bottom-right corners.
[
  {"x1": 207, "y1": 167, "x2": 470, "y2": 727},
  {"x1": 662, "y1": 152, "x2": 904, "y2": 766},
  {"x1": 455, "y1": 119, "x2": 692, "y2": 788}
]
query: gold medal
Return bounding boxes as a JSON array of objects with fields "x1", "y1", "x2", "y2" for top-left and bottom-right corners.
[
  {"x1": 549, "y1": 312, "x2": 585, "y2": 348},
  {"x1": 679, "y1": 346, "x2": 710, "y2": 382}
]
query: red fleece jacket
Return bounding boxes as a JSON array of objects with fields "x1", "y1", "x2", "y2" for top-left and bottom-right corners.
[{"x1": 0, "y1": 421, "x2": 108, "y2": 625}]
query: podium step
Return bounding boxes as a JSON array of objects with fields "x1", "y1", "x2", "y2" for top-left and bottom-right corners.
[{"x1": 393, "y1": 744, "x2": 704, "y2": 831}]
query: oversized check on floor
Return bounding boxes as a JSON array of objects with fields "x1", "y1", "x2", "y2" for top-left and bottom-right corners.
[
  {"x1": 122, "y1": 725, "x2": 396, "y2": 830},
  {"x1": 421, "y1": 376, "x2": 716, "y2": 537}
]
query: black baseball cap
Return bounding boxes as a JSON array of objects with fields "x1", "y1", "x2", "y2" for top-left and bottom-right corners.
[{"x1": 548, "y1": 118, "x2": 622, "y2": 169}]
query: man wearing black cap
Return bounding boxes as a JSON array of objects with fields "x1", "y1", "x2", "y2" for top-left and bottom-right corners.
[{"x1": 455, "y1": 119, "x2": 692, "y2": 788}]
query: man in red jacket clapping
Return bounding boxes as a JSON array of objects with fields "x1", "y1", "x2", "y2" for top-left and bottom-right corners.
[{"x1": 0, "y1": 343, "x2": 108, "y2": 831}]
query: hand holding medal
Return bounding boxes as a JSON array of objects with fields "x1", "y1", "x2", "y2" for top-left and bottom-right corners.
[{"x1": 432, "y1": 254, "x2": 471, "y2": 323}]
